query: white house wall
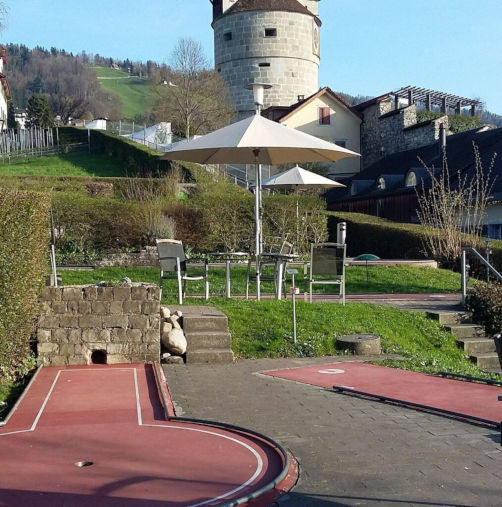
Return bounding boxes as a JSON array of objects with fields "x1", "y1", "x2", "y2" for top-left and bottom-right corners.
[{"x1": 281, "y1": 95, "x2": 361, "y2": 176}]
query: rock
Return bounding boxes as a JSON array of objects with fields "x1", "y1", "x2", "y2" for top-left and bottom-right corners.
[
  {"x1": 174, "y1": 310, "x2": 183, "y2": 317},
  {"x1": 161, "y1": 352, "x2": 171, "y2": 359},
  {"x1": 164, "y1": 328, "x2": 187, "y2": 355},
  {"x1": 161, "y1": 307, "x2": 171, "y2": 319},
  {"x1": 163, "y1": 355, "x2": 184, "y2": 364},
  {"x1": 161, "y1": 322, "x2": 173, "y2": 336},
  {"x1": 168, "y1": 315, "x2": 181, "y2": 329}
]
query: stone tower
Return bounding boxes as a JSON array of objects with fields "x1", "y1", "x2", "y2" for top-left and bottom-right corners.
[{"x1": 210, "y1": 0, "x2": 321, "y2": 117}]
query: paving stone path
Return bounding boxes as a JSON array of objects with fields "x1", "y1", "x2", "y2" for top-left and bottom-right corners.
[{"x1": 164, "y1": 357, "x2": 502, "y2": 506}]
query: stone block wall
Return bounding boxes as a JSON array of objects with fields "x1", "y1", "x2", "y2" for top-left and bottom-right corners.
[
  {"x1": 360, "y1": 101, "x2": 448, "y2": 169},
  {"x1": 214, "y1": 10, "x2": 319, "y2": 115},
  {"x1": 37, "y1": 284, "x2": 160, "y2": 366}
]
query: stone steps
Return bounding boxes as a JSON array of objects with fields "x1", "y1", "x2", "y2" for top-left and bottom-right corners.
[
  {"x1": 470, "y1": 353, "x2": 502, "y2": 370},
  {"x1": 185, "y1": 331, "x2": 232, "y2": 350},
  {"x1": 443, "y1": 324, "x2": 486, "y2": 339},
  {"x1": 426, "y1": 311, "x2": 472, "y2": 325},
  {"x1": 456, "y1": 337, "x2": 497, "y2": 355},
  {"x1": 186, "y1": 349, "x2": 235, "y2": 364},
  {"x1": 427, "y1": 311, "x2": 501, "y2": 373},
  {"x1": 168, "y1": 305, "x2": 234, "y2": 364}
]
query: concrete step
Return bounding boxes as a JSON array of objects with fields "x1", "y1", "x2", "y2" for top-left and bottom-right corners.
[
  {"x1": 444, "y1": 324, "x2": 486, "y2": 339},
  {"x1": 186, "y1": 348, "x2": 235, "y2": 364},
  {"x1": 185, "y1": 331, "x2": 232, "y2": 350},
  {"x1": 457, "y1": 337, "x2": 496, "y2": 355},
  {"x1": 182, "y1": 315, "x2": 229, "y2": 333},
  {"x1": 426, "y1": 311, "x2": 472, "y2": 325},
  {"x1": 470, "y1": 353, "x2": 502, "y2": 370}
]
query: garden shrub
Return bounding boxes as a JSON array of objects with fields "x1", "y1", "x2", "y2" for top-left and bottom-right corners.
[
  {"x1": 263, "y1": 194, "x2": 328, "y2": 255},
  {"x1": 0, "y1": 189, "x2": 50, "y2": 382},
  {"x1": 465, "y1": 282, "x2": 502, "y2": 335},
  {"x1": 192, "y1": 183, "x2": 255, "y2": 252},
  {"x1": 51, "y1": 194, "x2": 145, "y2": 263}
]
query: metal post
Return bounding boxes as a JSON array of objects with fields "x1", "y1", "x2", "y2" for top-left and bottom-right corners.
[
  {"x1": 288, "y1": 269, "x2": 299, "y2": 345},
  {"x1": 461, "y1": 249, "x2": 467, "y2": 305},
  {"x1": 337, "y1": 222, "x2": 347, "y2": 244}
]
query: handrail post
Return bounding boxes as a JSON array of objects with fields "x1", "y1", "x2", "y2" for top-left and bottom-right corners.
[{"x1": 461, "y1": 248, "x2": 467, "y2": 305}]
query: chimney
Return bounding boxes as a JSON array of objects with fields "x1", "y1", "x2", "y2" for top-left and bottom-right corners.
[{"x1": 439, "y1": 123, "x2": 447, "y2": 154}]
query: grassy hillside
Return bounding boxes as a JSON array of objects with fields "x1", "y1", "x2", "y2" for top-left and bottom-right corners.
[
  {"x1": 0, "y1": 152, "x2": 127, "y2": 178},
  {"x1": 93, "y1": 66, "x2": 165, "y2": 119}
]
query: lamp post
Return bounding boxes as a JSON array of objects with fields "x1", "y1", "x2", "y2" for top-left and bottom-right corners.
[{"x1": 246, "y1": 82, "x2": 271, "y2": 300}]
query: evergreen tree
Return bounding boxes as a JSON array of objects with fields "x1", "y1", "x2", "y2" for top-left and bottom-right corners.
[
  {"x1": 26, "y1": 94, "x2": 54, "y2": 128},
  {"x1": 7, "y1": 101, "x2": 16, "y2": 129}
]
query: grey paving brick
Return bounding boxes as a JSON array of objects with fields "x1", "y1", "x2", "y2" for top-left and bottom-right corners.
[{"x1": 163, "y1": 357, "x2": 502, "y2": 506}]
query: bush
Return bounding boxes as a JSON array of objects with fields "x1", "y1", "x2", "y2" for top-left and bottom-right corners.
[
  {"x1": 465, "y1": 282, "x2": 502, "y2": 335},
  {"x1": 51, "y1": 194, "x2": 145, "y2": 261},
  {"x1": 0, "y1": 189, "x2": 50, "y2": 382},
  {"x1": 263, "y1": 194, "x2": 328, "y2": 255}
]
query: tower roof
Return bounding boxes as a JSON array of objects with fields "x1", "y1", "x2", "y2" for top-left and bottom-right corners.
[{"x1": 226, "y1": 0, "x2": 314, "y2": 17}]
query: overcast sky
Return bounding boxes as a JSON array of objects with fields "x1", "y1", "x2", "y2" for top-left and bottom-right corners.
[{"x1": 2, "y1": 0, "x2": 501, "y2": 113}]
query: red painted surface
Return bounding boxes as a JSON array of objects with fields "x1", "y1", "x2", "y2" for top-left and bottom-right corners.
[
  {"x1": 262, "y1": 362, "x2": 502, "y2": 424},
  {"x1": 0, "y1": 364, "x2": 285, "y2": 507}
]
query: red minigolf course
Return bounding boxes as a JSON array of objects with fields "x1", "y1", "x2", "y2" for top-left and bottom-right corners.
[
  {"x1": 0, "y1": 364, "x2": 295, "y2": 506},
  {"x1": 262, "y1": 362, "x2": 502, "y2": 426}
]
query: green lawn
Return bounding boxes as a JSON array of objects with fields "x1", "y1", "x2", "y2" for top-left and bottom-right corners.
[
  {"x1": 93, "y1": 66, "x2": 165, "y2": 119},
  {"x1": 0, "y1": 152, "x2": 128, "y2": 178},
  {"x1": 61, "y1": 264, "x2": 463, "y2": 297}
]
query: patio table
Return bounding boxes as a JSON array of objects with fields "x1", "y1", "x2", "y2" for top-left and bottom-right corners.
[
  {"x1": 209, "y1": 252, "x2": 249, "y2": 298},
  {"x1": 259, "y1": 252, "x2": 299, "y2": 299}
]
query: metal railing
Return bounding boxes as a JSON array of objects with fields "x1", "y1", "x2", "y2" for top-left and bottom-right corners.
[{"x1": 461, "y1": 247, "x2": 502, "y2": 304}]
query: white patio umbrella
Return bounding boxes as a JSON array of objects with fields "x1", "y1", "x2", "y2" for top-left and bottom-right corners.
[
  {"x1": 262, "y1": 165, "x2": 346, "y2": 246},
  {"x1": 162, "y1": 113, "x2": 359, "y2": 299},
  {"x1": 262, "y1": 164, "x2": 345, "y2": 190}
]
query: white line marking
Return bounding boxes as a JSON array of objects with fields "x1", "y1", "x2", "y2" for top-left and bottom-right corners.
[
  {"x1": 133, "y1": 367, "x2": 143, "y2": 426},
  {"x1": 318, "y1": 368, "x2": 345, "y2": 374},
  {"x1": 30, "y1": 369, "x2": 62, "y2": 430},
  {"x1": 142, "y1": 423, "x2": 264, "y2": 507}
]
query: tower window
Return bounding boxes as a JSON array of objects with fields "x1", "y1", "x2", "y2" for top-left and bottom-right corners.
[
  {"x1": 265, "y1": 28, "x2": 277, "y2": 37},
  {"x1": 223, "y1": 32, "x2": 232, "y2": 41},
  {"x1": 319, "y1": 107, "x2": 331, "y2": 125},
  {"x1": 258, "y1": 62, "x2": 270, "y2": 68}
]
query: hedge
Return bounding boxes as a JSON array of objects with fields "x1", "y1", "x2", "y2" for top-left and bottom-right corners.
[
  {"x1": 327, "y1": 212, "x2": 427, "y2": 259},
  {"x1": 0, "y1": 189, "x2": 50, "y2": 382},
  {"x1": 328, "y1": 211, "x2": 502, "y2": 271},
  {"x1": 465, "y1": 282, "x2": 502, "y2": 335}
]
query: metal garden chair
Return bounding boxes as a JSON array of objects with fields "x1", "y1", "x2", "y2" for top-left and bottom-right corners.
[
  {"x1": 309, "y1": 242, "x2": 346, "y2": 305},
  {"x1": 155, "y1": 239, "x2": 209, "y2": 304},
  {"x1": 245, "y1": 240, "x2": 294, "y2": 299}
]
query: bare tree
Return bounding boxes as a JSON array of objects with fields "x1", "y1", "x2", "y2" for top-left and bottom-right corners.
[
  {"x1": 0, "y1": 3, "x2": 7, "y2": 32},
  {"x1": 416, "y1": 144, "x2": 496, "y2": 267},
  {"x1": 155, "y1": 38, "x2": 233, "y2": 139}
]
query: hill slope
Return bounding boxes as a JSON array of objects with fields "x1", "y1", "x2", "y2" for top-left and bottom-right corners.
[{"x1": 93, "y1": 66, "x2": 165, "y2": 120}]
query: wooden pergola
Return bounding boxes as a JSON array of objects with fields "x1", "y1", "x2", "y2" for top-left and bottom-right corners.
[{"x1": 392, "y1": 85, "x2": 482, "y2": 116}]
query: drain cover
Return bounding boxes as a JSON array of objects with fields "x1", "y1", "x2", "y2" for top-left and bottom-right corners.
[{"x1": 75, "y1": 461, "x2": 94, "y2": 468}]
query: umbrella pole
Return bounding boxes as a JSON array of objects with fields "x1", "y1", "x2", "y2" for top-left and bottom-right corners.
[{"x1": 254, "y1": 150, "x2": 261, "y2": 300}]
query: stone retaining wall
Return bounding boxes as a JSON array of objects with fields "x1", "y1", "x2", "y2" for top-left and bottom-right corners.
[
  {"x1": 94, "y1": 246, "x2": 158, "y2": 268},
  {"x1": 37, "y1": 284, "x2": 160, "y2": 366}
]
